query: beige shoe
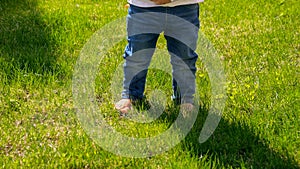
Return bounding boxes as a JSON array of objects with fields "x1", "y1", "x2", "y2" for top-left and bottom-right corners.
[{"x1": 114, "y1": 99, "x2": 132, "y2": 114}]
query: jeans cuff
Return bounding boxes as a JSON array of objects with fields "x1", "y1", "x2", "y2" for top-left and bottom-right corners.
[
  {"x1": 121, "y1": 93, "x2": 145, "y2": 101},
  {"x1": 181, "y1": 98, "x2": 194, "y2": 104},
  {"x1": 121, "y1": 93, "x2": 130, "y2": 99},
  {"x1": 172, "y1": 95, "x2": 194, "y2": 105}
]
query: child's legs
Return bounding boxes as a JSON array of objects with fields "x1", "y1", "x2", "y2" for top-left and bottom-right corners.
[
  {"x1": 164, "y1": 4, "x2": 200, "y2": 104},
  {"x1": 122, "y1": 33, "x2": 160, "y2": 100},
  {"x1": 122, "y1": 5, "x2": 165, "y2": 100},
  {"x1": 165, "y1": 36, "x2": 198, "y2": 104}
]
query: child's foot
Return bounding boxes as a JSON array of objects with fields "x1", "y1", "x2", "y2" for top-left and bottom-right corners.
[
  {"x1": 115, "y1": 99, "x2": 132, "y2": 114},
  {"x1": 180, "y1": 103, "x2": 195, "y2": 118}
]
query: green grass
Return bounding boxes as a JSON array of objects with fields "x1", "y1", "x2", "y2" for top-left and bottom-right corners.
[{"x1": 0, "y1": 0, "x2": 299, "y2": 168}]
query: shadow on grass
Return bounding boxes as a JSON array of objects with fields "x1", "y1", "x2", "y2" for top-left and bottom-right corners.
[
  {"x1": 180, "y1": 106, "x2": 299, "y2": 168},
  {"x1": 0, "y1": 0, "x2": 57, "y2": 79}
]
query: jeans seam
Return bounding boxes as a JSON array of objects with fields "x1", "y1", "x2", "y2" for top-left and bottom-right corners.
[{"x1": 164, "y1": 8, "x2": 168, "y2": 31}]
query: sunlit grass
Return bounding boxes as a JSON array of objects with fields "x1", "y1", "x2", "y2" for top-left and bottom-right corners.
[{"x1": 0, "y1": 0, "x2": 299, "y2": 168}]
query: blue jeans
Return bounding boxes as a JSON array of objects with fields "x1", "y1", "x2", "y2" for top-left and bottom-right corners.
[{"x1": 122, "y1": 4, "x2": 200, "y2": 104}]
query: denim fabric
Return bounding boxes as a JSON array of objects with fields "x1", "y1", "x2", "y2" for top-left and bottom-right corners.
[{"x1": 122, "y1": 4, "x2": 200, "y2": 104}]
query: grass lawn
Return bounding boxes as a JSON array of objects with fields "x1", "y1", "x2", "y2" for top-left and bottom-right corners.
[{"x1": 0, "y1": 0, "x2": 299, "y2": 168}]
